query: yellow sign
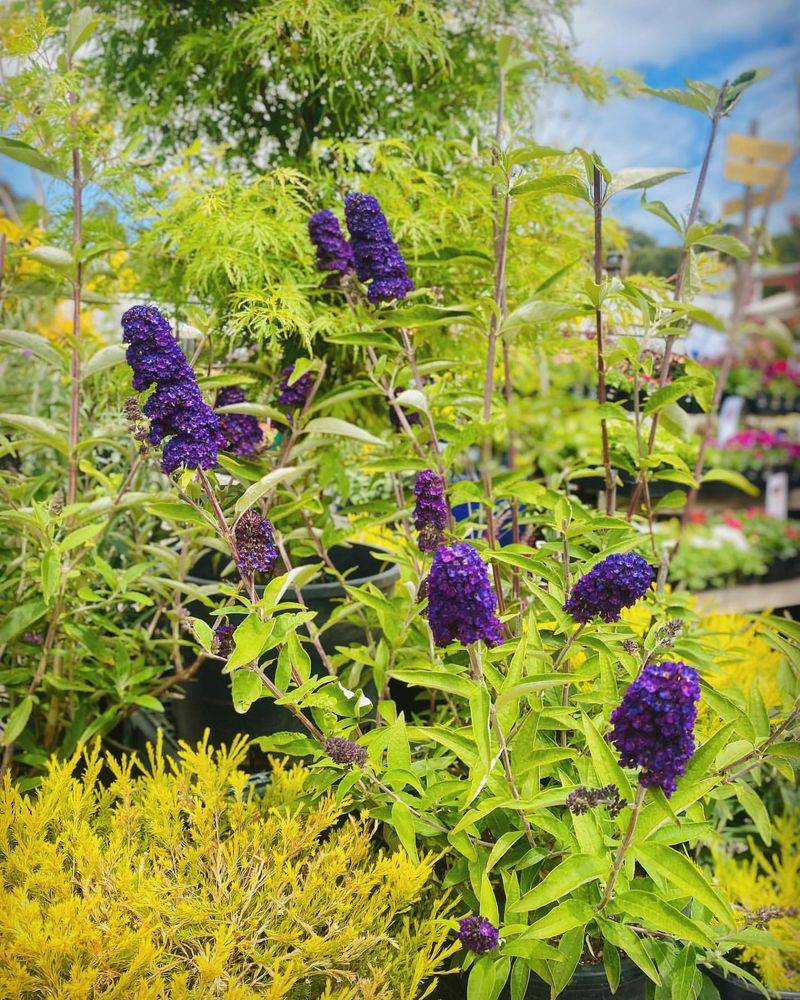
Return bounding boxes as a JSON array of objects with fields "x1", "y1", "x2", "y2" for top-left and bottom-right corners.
[
  {"x1": 726, "y1": 133, "x2": 792, "y2": 164},
  {"x1": 722, "y1": 180, "x2": 788, "y2": 216},
  {"x1": 723, "y1": 159, "x2": 787, "y2": 187}
]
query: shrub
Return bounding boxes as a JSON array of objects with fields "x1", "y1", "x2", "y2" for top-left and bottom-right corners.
[{"x1": 0, "y1": 737, "x2": 454, "y2": 999}]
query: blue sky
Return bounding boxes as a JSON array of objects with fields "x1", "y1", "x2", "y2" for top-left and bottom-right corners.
[
  {"x1": 537, "y1": 0, "x2": 800, "y2": 241},
  {"x1": 2, "y1": 0, "x2": 798, "y2": 247}
]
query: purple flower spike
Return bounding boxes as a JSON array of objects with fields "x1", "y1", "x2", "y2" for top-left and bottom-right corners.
[
  {"x1": 324, "y1": 737, "x2": 368, "y2": 769},
  {"x1": 344, "y1": 193, "x2": 414, "y2": 304},
  {"x1": 216, "y1": 386, "x2": 263, "y2": 457},
  {"x1": 308, "y1": 209, "x2": 355, "y2": 274},
  {"x1": 213, "y1": 622, "x2": 235, "y2": 658},
  {"x1": 278, "y1": 364, "x2": 315, "y2": 412},
  {"x1": 426, "y1": 542, "x2": 503, "y2": 648},
  {"x1": 234, "y1": 510, "x2": 278, "y2": 576},
  {"x1": 610, "y1": 660, "x2": 701, "y2": 797},
  {"x1": 121, "y1": 305, "x2": 223, "y2": 474},
  {"x1": 564, "y1": 553, "x2": 653, "y2": 624},
  {"x1": 413, "y1": 470, "x2": 449, "y2": 553},
  {"x1": 457, "y1": 916, "x2": 499, "y2": 954}
]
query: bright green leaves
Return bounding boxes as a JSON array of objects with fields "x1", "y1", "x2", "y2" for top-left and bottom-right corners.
[
  {"x1": 509, "y1": 854, "x2": 609, "y2": 913},
  {"x1": 632, "y1": 843, "x2": 736, "y2": 928}
]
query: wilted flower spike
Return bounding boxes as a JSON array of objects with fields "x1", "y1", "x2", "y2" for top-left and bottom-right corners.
[
  {"x1": 426, "y1": 542, "x2": 503, "y2": 648},
  {"x1": 610, "y1": 660, "x2": 701, "y2": 797},
  {"x1": 308, "y1": 210, "x2": 355, "y2": 274},
  {"x1": 324, "y1": 736, "x2": 368, "y2": 769},
  {"x1": 278, "y1": 364, "x2": 315, "y2": 412},
  {"x1": 564, "y1": 552, "x2": 653, "y2": 623},
  {"x1": 344, "y1": 193, "x2": 414, "y2": 303},
  {"x1": 215, "y1": 386, "x2": 263, "y2": 456},
  {"x1": 457, "y1": 916, "x2": 499, "y2": 954},
  {"x1": 234, "y1": 510, "x2": 278, "y2": 576},
  {"x1": 213, "y1": 622, "x2": 235, "y2": 658},
  {"x1": 121, "y1": 305, "x2": 223, "y2": 474},
  {"x1": 412, "y1": 470, "x2": 448, "y2": 552}
]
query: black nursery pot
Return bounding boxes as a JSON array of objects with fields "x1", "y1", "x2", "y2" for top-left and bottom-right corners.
[
  {"x1": 170, "y1": 543, "x2": 400, "y2": 764},
  {"x1": 708, "y1": 968, "x2": 800, "y2": 1000},
  {"x1": 435, "y1": 960, "x2": 646, "y2": 1000}
]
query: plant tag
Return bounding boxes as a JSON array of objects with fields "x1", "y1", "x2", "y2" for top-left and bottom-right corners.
[
  {"x1": 765, "y1": 470, "x2": 788, "y2": 520},
  {"x1": 717, "y1": 395, "x2": 744, "y2": 445}
]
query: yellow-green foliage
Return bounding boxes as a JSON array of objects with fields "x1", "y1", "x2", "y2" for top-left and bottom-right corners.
[
  {"x1": 0, "y1": 736, "x2": 455, "y2": 999},
  {"x1": 713, "y1": 813, "x2": 800, "y2": 993}
]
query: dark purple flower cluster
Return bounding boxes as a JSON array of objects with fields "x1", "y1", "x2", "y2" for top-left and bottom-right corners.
[
  {"x1": 278, "y1": 364, "x2": 315, "y2": 412},
  {"x1": 344, "y1": 193, "x2": 414, "y2": 304},
  {"x1": 413, "y1": 470, "x2": 449, "y2": 553},
  {"x1": 389, "y1": 403, "x2": 422, "y2": 431},
  {"x1": 234, "y1": 510, "x2": 278, "y2": 576},
  {"x1": 566, "y1": 784, "x2": 626, "y2": 817},
  {"x1": 122, "y1": 305, "x2": 223, "y2": 475},
  {"x1": 609, "y1": 660, "x2": 701, "y2": 797},
  {"x1": 324, "y1": 736, "x2": 368, "y2": 769},
  {"x1": 213, "y1": 622, "x2": 236, "y2": 657},
  {"x1": 426, "y1": 542, "x2": 503, "y2": 648},
  {"x1": 564, "y1": 552, "x2": 653, "y2": 624},
  {"x1": 308, "y1": 210, "x2": 355, "y2": 274},
  {"x1": 457, "y1": 916, "x2": 499, "y2": 954},
  {"x1": 215, "y1": 386, "x2": 263, "y2": 456}
]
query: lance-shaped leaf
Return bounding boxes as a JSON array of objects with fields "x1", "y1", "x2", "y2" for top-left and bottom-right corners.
[
  {"x1": 509, "y1": 854, "x2": 608, "y2": 912},
  {"x1": 302, "y1": 417, "x2": 386, "y2": 448},
  {"x1": 0, "y1": 329, "x2": 65, "y2": 368},
  {"x1": 605, "y1": 167, "x2": 686, "y2": 200},
  {"x1": 0, "y1": 136, "x2": 64, "y2": 177}
]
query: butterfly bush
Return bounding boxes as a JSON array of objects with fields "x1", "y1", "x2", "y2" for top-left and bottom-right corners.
[
  {"x1": 308, "y1": 209, "x2": 355, "y2": 274},
  {"x1": 457, "y1": 916, "x2": 499, "y2": 954},
  {"x1": 610, "y1": 660, "x2": 701, "y2": 796},
  {"x1": 324, "y1": 736, "x2": 368, "y2": 768},
  {"x1": 412, "y1": 470, "x2": 449, "y2": 552},
  {"x1": 122, "y1": 305, "x2": 223, "y2": 474},
  {"x1": 564, "y1": 552, "x2": 653, "y2": 623},
  {"x1": 278, "y1": 364, "x2": 315, "y2": 412},
  {"x1": 234, "y1": 510, "x2": 278, "y2": 576},
  {"x1": 344, "y1": 193, "x2": 414, "y2": 303},
  {"x1": 215, "y1": 386, "x2": 263, "y2": 456},
  {"x1": 426, "y1": 542, "x2": 503, "y2": 647}
]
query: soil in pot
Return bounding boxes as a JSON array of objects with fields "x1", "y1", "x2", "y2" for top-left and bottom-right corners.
[
  {"x1": 434, "y1": 959, "x2": 646, "y2": 1000},
  {"x1": 170, "y1": 543, "x2": 400, "y2": 767},
  {"x1": 707, "y1": 967, "x2": 800, "y2": 999}
]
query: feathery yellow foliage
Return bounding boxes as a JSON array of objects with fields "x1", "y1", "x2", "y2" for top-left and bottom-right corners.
[
  {"x1": 0, "y1": 736, "x2": 454, "y2": 999},
  {"x1": 700, "y1": 612, "x2": 784, "y2": 711},
  {"x1": 713, "y1": 814, "x2": 800, "y2": 992}
]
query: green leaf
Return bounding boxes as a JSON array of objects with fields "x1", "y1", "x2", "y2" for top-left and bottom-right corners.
[
  {"x1": 302, "y1": 417, "x2": 386, "y2": 448},
  {"x1": 82, "y1": 344, "x2": 126, "y2": 378},
  {"x1": 468, "y1": 957, "x2": 499, "y2": 1000},
  {"x1": 552, "y1": 926, "x2": 585, "y2": 997},
  {"x1": 188, "y1": 617, "x2": 215, "y2": 653},
  {"x1": 521, "y1": 899, "x2": 595, "y2": 939},
  {"x1": 67, "y1": 6, "x2": 97, "y2": 55},
  {"x1": 0, "y1": 136, "x2": 63, "y2": 178},
  {"x1": 58, "y1": 521, "x2": 105, "y2": 553},
  {"x1": 0, "y1": 328, "x2": 65, "y2": 368},
  {"x1": 225, "y1": 616, "x2": 274, "y2": 672},
  {"x1": 380, "y1": 304, "x2": 474, "y2": 329},
  {"x1": 503, "y1": 300, "x2": 589, "y2": 334},
  {"x1": 146, "y1": 500, "x2": 211, "y2": 527},
  {"x1": 390, "y1": 799, "x2": 418, "y2": 861},
  {"x1": 670, "y1": 947, "x2": 698, "y2": 1000},
  {"x1": 393, "y1": 388, "x2": 428, "y2": 413},
  {"x1": 692, "y1": 234, "x2": 750, "y2": 259},
  {"x1": 643, "y1": 378, "x2": 696, "y2": 414},
  {"x1": 734, "y1": 783, "x2": 771, "y2": 846},
  {"x1": 2, "y1": 696, "x2": 34, "y2": 745},
  {"x1": 509, "y1": 854, "x2": 608, "y2": 912},
  {"x1": 598, "y1": 918, "x2": 661, "y2": 985},
  {"x1": 234, "y1": 465, "x2": 309, "y2": 516},
  {"x1": 0, "y1": 598, "x2": 46, "y2": 645},
  {"x1": 632, "y1": 843, "x2": 736, "y2": 927},
  {"x1": 231, "y1": 668, "x2": 264, "y2": 713},
  {"x1": 253, "y1": 731, "x2": 318, "y2": 756},
  {"x1": 582, "y1": 714, "x2": 633, "y2": 801},
  {"x1": 511, "y1": 174, "x2": 591, "y2": 202},
  {"x1": 606, "y1": 168, "x2": 686, "y2": 198},
  {"x1": 641, "y1": 194, "x2": 683, "y2": 235},
  {"x1": 389, "y1": 668, "x2": 475, "y2": 699},
  {"x1": 41, "y1": 549, "x2": 60, "y2": 604},
  {"x1": 612, "y1": 890, "x2": 715, "y2": 947},
  {"x1": 0, "y1": 413, "x2": 68, "y2": 454},
  {"x1": 27, "y1": 245, "x2": 75, "y2": 273},
  {"x1": 699, "y1": 468, "x2": 760, "y2": 496}
]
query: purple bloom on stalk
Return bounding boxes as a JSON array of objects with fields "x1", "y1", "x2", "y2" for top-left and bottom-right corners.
[
  {"x1": 344, "y1": 193, "x2": 414, "y2": 304},
  {"x1": 121, "y1": 305, "x2": 223, "y2": 474},
  {"x1": 563, "y1": 552, "x2": 653, "y2": 624},
  {"x1": 234, "y1": 510, "x2": 278, "y2": 576},
  {"x1": 324, "y1": 736, "x2": 368, "y2": 769},
  {"x1": 278, "y1": 364, "x2": 315, "y2": 412},
  {"x1": 389, "y1": 404, "x2": 422, "y2": 431},
  {"x1": 213, "y1": 622, "x2": 235, "y2": 658},
  {"x1": 457, "y1": 916, "x2": 499, "y2": 954},
  {"x1": 609, "y1": 660, "x2": 701, "y2": 797},
  {"x1": 215, "y1": 386, "x2": 263, "y2": 456},
  {"x1": 426, "y1": 542, "x2": 503, "y2": 648},
  {"x1": 413, "y1": 470, "x2": 449, "y2": 552},
  {"x1": 308, "y1": 209, "x2": 355, "y2": 274}
]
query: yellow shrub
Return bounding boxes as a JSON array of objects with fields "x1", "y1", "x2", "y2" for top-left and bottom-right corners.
[
  {"x1": 713, "y1": 813, "x2": 800, "y2": 993},
  {"x1": 0, "y1": 736, "x2": 455, "y2": 999},
  {"x1": 699, "y1": 612, "x2": 783, "y2": 712}
]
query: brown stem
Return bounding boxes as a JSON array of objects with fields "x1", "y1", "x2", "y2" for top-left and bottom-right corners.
[
  {"x1": 626, "y1": 84, "x2": 729, "y2": 518},
  {"x1": 592, "y1": 166, "x2": 614, "y2": 514},
  {"x1": 597, "y1": 783, "x2": 646, "y2": 909},
  {"x1": 66, "y1": 66, "x2": 83, "y2": 508}
]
